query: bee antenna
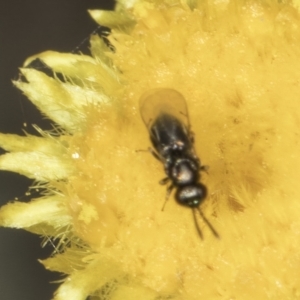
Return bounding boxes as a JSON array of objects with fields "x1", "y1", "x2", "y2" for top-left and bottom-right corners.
[
  {"x1": 192, "y1": 209, "x2": 203, "y2": 239},
  {"x1": 195, "y1": 207, "x2": 220, "y2": 239}
]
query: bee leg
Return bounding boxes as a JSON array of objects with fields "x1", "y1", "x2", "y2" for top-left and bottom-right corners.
[
  {"x1": 189, "y1": 130, "x2": 195, "y2": 144},
  {"x1": 161, "y1": 183, "x2": 174, "y2": 211},
  {"x1": 159, "y1": 177, "x2": 169, "y2": 185},
  {"x1": 148, "y1": 147, "x2": 162, "y2": 161},
  {"x1": 200, "y1": 165, "x2": 209, "y2": 174},
  {"x1": 136, "y1": 147, "x2": 161, "y2": 161}
]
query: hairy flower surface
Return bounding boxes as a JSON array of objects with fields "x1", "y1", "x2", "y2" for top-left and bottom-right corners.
[{"x1": 1, "y1": 0, "x2": 300, "y2": 299}]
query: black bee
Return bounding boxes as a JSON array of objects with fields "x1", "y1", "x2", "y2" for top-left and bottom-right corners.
[{"x1": 140, "y1": 88, "x2": 219, "y2": 239}]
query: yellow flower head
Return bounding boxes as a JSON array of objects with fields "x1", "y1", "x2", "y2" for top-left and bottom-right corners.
[{"x1": 1, "y1": 0, "x2": 300, "y2": 299}]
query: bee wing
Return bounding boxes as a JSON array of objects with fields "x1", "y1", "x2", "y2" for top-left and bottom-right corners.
[{"x1": 139, "y1": 88, "x2": 189, "y2": 130}]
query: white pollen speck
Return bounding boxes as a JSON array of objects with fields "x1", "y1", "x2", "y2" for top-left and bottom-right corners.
[{"x1": 72, "y1": 152, "x2": 80, "y2": 159}]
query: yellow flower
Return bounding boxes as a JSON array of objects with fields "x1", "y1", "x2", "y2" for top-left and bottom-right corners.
[{"x1": 1, "y1": 0, "x2": 300, "y2": 299}]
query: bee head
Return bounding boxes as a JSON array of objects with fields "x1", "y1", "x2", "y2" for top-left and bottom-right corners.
[{"x1": 175, "y1": 183, "x2": 207, "y2": 208}]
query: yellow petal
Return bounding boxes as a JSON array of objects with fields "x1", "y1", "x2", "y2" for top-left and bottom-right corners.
[
  {"x1": 0, "y1": 196, "x2": 70, "y2": 229},
  {"x1": 0, "y1": 152, "x2": 73, "y2": 181},
  {"x1": 53, "y1": 259, "x2": 121, "y2": 300},
  {"x1": 24, "y1": 51, "x2": 95, "y2": 72},
  {"x1": 88, "y1": 10, "x2": 135, "y2": 29},
  {"x1": 0, "y1": 133, "x2": 64, "y2": 154}
]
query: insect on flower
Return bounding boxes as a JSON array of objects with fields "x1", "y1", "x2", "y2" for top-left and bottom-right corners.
[{"x1": 139, "y1": 88, "x2": 219, "y2": 239}]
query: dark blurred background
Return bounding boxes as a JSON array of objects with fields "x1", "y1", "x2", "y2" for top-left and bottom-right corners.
[{"x1": 0, "y1": 1, "x2": 115, "y2": 299}]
